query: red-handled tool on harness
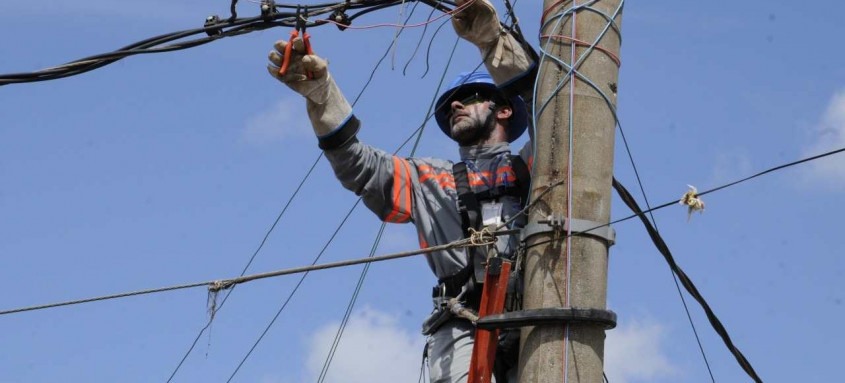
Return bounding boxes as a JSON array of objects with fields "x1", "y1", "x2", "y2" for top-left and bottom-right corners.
[
  {"x1": 467, "y1": 257, "x2": 512, "y2": 383},
  {"x1": 278, "y1": 7, "x2": 315, "y2": 79}
]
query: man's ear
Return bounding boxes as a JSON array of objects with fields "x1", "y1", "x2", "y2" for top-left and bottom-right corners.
[{"x1": 496, "y1": 105, "x2": 513, "y2": 120}]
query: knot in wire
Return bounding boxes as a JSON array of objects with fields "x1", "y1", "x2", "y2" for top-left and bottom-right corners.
[
  {"x1": 679, "y1": 184, "x2": 705, "y2": 220},
  {"x1": 208, "y1": 279, "x2": 234, "y2": 293},
  {"x1": 468, "y1": 226, "x2": 497, "y2": 247}
]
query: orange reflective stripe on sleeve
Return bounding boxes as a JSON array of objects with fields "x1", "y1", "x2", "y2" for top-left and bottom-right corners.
[{"x1": 385, "y1": 156, "x2": 413, "y2": 223}]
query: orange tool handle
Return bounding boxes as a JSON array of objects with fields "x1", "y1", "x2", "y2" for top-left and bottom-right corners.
[{"x1": 278, "y1": 30, "x2": 300, "y2": 76}]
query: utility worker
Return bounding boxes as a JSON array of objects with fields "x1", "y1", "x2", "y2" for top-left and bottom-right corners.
[{"x1": 267, "y1": 0, "x2": 536, "y2": 381}]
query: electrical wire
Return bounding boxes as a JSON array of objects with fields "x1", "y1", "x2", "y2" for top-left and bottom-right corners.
[
  {"x1": 222, "y1": 10, "x2": 474, "y2": 377},
  {"x1": 4, "y1": 143, "x2": 835, "y2": 318},
  {"x1": 402, "y1": 0, "x2": 444, "y2": 76},
  {"x1": 0, "y1": 233, "x2": 484, "y2": 317},
  {"x1": 165, "y1": 153, "x2": 323, "y2": 381},
  {"x1": 316, "y1": 34, "x2": 461, "y2": 383},
  {"x1": 169, "y1": 3, "x2": 453, "y2": 376},
  {"x1": 0, "y1": 0, "x2": 461, "y2": 86},
  {"x1": 541, "y1": 1, "x2": 716, "y2": 379},
  {"x1": 612, "y1": 177, "x2": 763, "y2": 383}
]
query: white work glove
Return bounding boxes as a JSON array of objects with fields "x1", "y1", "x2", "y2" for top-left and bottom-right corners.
[
  {"x1": 451, "y1": 0, "x2": 503, "y2": 48},
  {"x1": 267, "y1": 38, "x2": 352, "y2": 136},
  {"x1": 451, "y1": 0, "x2": 535, "y2": 87}
]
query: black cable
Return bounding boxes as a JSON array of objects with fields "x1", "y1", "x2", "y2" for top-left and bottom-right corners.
[
  {"x1": 608, "y1": 146, "x2": 845, "y2": 229},
  {"x1": 614, "y1": 73, "x2": 716, "y2": 383},
  {"x1": 421, "y1": 18, "x2": 452, "y2": 78},
  {"x1": 0, "y1": 0, "x2": 451, "y2": 86},
  {"x1": 612, "y1": 177, "x2": 763, "y2": 383},
  {"x1": 403, "y1": 0, "x2": 442, "y2": 76}
]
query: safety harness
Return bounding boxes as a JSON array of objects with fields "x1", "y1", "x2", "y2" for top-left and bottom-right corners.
[{"x1": 434, "y1": 154, "x2": 530, "y2": 307}]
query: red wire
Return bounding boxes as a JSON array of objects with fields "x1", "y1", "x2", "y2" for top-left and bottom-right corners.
[
  {"x1": 540, "y1": 0, "x2": 573, "y2": 26},
  {"x1": 540, "y1": 34, "x2": 621, "y2": 67},
  {"x1": 322, "y1": 0, "x2": 477, "y2": 30}
]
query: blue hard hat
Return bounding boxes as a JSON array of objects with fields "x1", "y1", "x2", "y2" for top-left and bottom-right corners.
[{"x1": 434, "y1": 71, "x2": 528, "y2": 143}]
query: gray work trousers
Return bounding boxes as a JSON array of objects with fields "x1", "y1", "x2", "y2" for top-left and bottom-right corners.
[{"x1": 426, "y1": 319, "x2": 517, "y2": 383}]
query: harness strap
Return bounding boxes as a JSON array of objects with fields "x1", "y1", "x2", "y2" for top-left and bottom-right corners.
[
  {"x1": 444, "y1": 156, "x2": 532, "y2": 308},
  {"x1": 453, "y1": 161, "x2": 481, "y2": 238},
  {"x1": 509, "y1": 154, "x2": 531, "y2": 204}
]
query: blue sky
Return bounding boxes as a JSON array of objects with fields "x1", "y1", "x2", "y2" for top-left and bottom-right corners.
[{"x1": 1, "y1": 1, "x2": 844, "y2": 382}]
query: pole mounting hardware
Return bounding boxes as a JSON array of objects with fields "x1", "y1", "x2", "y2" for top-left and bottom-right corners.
[
  {"x1": 476, "y1": 307, "x2": 617, "y2": 330},
  {"x1": 203, "y1": 15, "x2": 222, "y2": 37},
  {"x1": 521, "y1": 214, "x2": 616, "y2": 246}
]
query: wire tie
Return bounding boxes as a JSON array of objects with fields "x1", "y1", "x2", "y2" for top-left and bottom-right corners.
[{"x1": 208, "y1": 279, "x2": 233, "y2": 293}]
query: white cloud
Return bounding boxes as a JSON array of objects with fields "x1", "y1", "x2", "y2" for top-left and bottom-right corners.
[
  {"x1": 605, "y1": 320, "x2": 677, "y2": 383},
  {"x1": 243, "y1": 99, "x2": 310, "y2": 145},
  {"x1": 802, "y1": 90, "x2": 845, "y2": 189},
  {"x1": 303, "y1": 307, "x2": 426, "y2": 383},
  {"x1": 299, "y1": 309, "x2": 675, "y2": 383}
]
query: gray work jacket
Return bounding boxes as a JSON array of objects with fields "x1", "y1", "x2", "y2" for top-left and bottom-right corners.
[{"x1": 324, "y1": 138, "x2": 533, "y2": 281}]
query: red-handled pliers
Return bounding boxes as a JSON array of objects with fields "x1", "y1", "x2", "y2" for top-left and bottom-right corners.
[{"x1": 279, "y1": 7, "x2": 315, "y2": 79}]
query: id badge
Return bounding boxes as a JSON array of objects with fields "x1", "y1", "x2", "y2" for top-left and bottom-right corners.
[{"x1": 481, "y1": 202, "x2": 504, "y2": 226}]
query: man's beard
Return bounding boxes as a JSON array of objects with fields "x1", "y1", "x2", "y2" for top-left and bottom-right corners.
[{"x1": 450, "y1": 112, "x2": 497, "y2": 146}]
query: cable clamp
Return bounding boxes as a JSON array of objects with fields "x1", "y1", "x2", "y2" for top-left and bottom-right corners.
[
  {"x1": 203, "y1": 15, "x2": 223, "y2": 37},
  {"x1": 260, "y1": 0, "x2": 276, "y2": 20},
  {"x1": 329, "y1": 8, "x2": 351, "y2": 31},
  {"x1": 476, "y1": 307, "x2": 617, "y2": 330},
  {"x1": 521, "y1": 214, "x2": 616, "y2": 246}
]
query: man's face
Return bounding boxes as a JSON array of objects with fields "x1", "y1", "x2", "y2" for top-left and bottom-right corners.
[{"x1": 448, "y1": 91, "x2": 498, "y2": 146}]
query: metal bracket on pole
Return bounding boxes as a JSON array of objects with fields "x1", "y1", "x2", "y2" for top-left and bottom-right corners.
[
  {"x1": 475, "y1": 307, "x2": 617, "y2": 330},
  {"x1": 521, "y1": 214, "x2": 616, "y2": 246}
]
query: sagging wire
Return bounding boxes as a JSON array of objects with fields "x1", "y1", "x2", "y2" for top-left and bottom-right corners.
[
  {"x1": 421, "y1": 19, "x2": 454, "y2": 78},
  {"x1": 390, "y1": 0, "x2": 413, "y2": 69},
  {"x1": 169, "y1": 3, "x2": 437, "y2": 378},
  {"x1": 403, "y1": 0, "x2": 445, "y2": 76}
]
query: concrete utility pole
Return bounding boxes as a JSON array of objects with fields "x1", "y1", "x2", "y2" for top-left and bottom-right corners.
[{"x1": 518, "y1": 1, "x2": 623, "y2": 382}]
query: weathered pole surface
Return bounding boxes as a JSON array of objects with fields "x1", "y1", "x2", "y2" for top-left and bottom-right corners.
[{"x1": 518, "y1": 1, "x2": 623, "y2": 382}]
